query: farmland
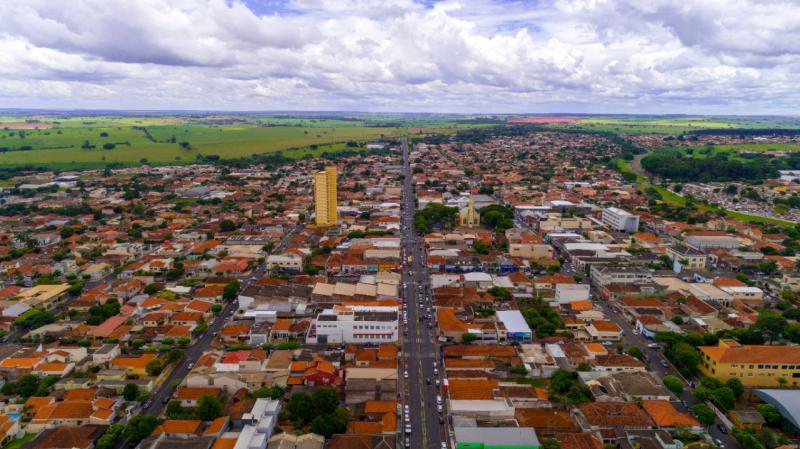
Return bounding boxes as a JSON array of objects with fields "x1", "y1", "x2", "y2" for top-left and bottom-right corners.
[
  {"x1": 0, "y1": 113, "x2": 508, "y2": 170},
  {"x1": 560, "y1": 116, "x2": 800, "y2": 135}
]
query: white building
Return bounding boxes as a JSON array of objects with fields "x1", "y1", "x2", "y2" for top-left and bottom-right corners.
[
  {"x1": 601, "y1": 207, "x2": 640, "y2": 233},
  {"x1": 555, "y1": 284, "x2": 591, "y2": 304},
  {"x1": 235, "y1": 399, "x2": 281, "y2": 449},
  {"x1": 266, "y1": 253, "x2": 303, "y2": 271},
  {"x1": 306, "y1": 304, "x2": 398, "y2": 344}
]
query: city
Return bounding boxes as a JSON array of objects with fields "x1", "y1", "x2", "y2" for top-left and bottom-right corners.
[{"x1": 2, "y1": 1, "x2": 800, "y2": 449}]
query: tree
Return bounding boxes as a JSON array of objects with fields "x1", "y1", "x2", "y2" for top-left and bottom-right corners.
[
  {"x1": 211, "y1": 304, "x2": 223, "y2": 314},
  {"x1": 167, "y1": 348, "x2": 185, "y2": 364},
  {"x1": 691, "y1": 403, "x2": 716, "y2": 428},
  {"x1": 487, "y1": 286, "x2": 512, "y2": 301},
  {"x1": 196, "y1": 395, "x2": 224, "y2": 421},
  {"x1": 223, "y1": 280, "x2": 240, "y2": 301},
  {"x1": 725, "y1": 378, "x2": 744, "y2": 400},
  {"x1": 311, "y1": 406, "x2": 350, "y2": 438},
  {"x1": 473, "y1": 239, "x2": 490, "y2": 255},
  {"x1": 287, "y1": 392, "x2": 314, "y2": 425},
  {"x1": 145, "y1": 358, "x2": 163, "y2": 377},
  {"x1": 144, "y1": 283, "x2": 159, "y2": 295},
  {"x1": 753, "y1": 310, "x2": 787, "y2": 343},
  {"x1": 461, "y1": 333, "x2": 477, "y2": 344},
  {"x1": 757, "y1": 403, "x2": 782, "y2": 425},
  {"x1": 542, "y1": 439, "x2": 561, "y2": 449},
  {"x1": 710, "y1": 386, "x2": 736, "y2": 411},
  {"x1": 94, "y1": 424, "x2": 124, "y2": 449},
  {"x1": 731, "y1": 428, "x2": 766, "y2": 449},
  {"x1": 663, "y1": 375, "x2": 684, "y2": 395},
  {"x1": 253, "y1": 385, "x2": 285, "y2": 399},
  {"x1": 312, "y1": 387, "x2": 340, "y2": 416},
  {"x1": 626, "y1": 346, "x2": 644, "y2": 361},
  {"x1": 219, "y1": 219, "x2": 237, "y2": 232},
  {"x1": 510, "y1": 364, "x2": 529, "y2": 375},
  {"x1": 122, "y1": 383, "x2": 140, "y2": 401},
  {"x1": 550, "y1": 369, "x2": 575, "y2": 394},
  {"x1": 124, "y1": 415, "x2": 158, "y2": 445}
]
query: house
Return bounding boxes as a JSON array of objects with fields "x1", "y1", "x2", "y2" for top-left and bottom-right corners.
[
  {"x1": 22, "y1": 425, "x2": 106, "y2": 449},
  {"x1": 698, "y1": 339, "x2": 800, "y2": 387},
  {"x1": 585, "y1": 320, "x2": 622, "y2": 341},
  {"x1": 666, "y1": 245, "x2": 708, "y2": 270},
  {"x1": 641, "y1": 400, "x2": 700, "y2": 429},
  {"x1": 577, "y1": 402, "x2": 653, "y2": 430},
  {"x1": 175, "y1": 387, "x2": 221, "y2": 407},
  {"x1": 110, "y1": 353, "x2": 157, "y2": 377}
]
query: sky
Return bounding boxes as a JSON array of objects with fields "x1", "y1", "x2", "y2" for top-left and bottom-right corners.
[{"x1": 1, "y1": 0, "x2": 799, "y2": 114}]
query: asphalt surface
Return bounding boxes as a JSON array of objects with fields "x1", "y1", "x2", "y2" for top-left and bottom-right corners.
[{"x1": 400, "y1": 137, "x2": 448, "y2": 449}]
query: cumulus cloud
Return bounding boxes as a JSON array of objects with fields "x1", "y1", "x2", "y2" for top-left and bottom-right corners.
[{"x1": 0, "y1": 0, "x2": 798, "y2": 113}]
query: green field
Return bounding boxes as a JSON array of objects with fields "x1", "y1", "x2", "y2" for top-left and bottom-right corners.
[
  {"x1": 615, "y1": 158, "x2": 794, "y2": 226},
  {"x1": 562, "y1": 116, "x2": 800, "y2": 135},
  {"x1": 675, "y1": 143, "x2": 800, "y2": 161},
  {"x1": 0, "y1": 114, "x2": 501, "y2": 169}
]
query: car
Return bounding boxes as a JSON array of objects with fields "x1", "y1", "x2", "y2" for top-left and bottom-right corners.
[
  {"x1": 144, "y1": 400, "x2": 152, "y2": 408},
  {"x1": 437, "y1": 404, "x2": 443, "y2": 413},
  {"x1": 405, "y1": 437, "x2": 411, "y2": 447},
  {"x1": 717, "y1": 424, "x2": 728, "y2": 434},
  {"x1": 660, "y1": 360, "x2": 669, "y2": 368},
  {"x1": 439, "y1": 415, "x2": 444, "y2": 424},
  {"x1": 601, "y1": 341, "x2": 613, "y2": 347},
  {"x1": 405, "y1": 425, "x2": 412, "y2": 434},
  {"x1": 647, "y1": 343, "x2": 660, "y2": 349},
  {"x1": 162, "y1": 397, "x2": 170, "y2": 404},
  {"x1": 441, "y1": 442, "x2": 447, "y2": 449},
  {"x1": 433, "y1": 368, "x2": 439, "y2": 375},
  {"x1": 405, "y1": 413, "x2": 410, "y2": 423},
  {"x1": 714, "y1": 438, "x2": 725, "y2": 447},
  {"x1": 681, "y1": 400, "x2": 689, "y2": 408},
  {"x1": 426, "y1": 378, "x2": 431, "y2": 385},
  {"x1": 435, "y1": 379, "x2": 440, "y2": 386},
  {"x1": 404, "y1": 371, "x2": 409, "y2": 379}
]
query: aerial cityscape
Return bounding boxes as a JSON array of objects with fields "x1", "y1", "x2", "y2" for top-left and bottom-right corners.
[{"x1": 1, "y1": 2, "x2": 800, "y2": 449}]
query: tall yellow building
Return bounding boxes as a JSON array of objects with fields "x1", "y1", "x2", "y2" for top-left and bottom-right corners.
[
  {"x1": 314, "y1": 166, "x2": 338, "y2": 226},
  {"x1": 698, "y1": 339, "x2": 800, "y2": 387}
]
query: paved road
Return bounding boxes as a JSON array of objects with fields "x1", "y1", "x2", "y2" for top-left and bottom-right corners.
[
  {"x1": 400, "y1": 137, "x2": 448, "y2": 449},
  {"x1": 598, "y1": 300, "x2": 738, "y2": 448}
]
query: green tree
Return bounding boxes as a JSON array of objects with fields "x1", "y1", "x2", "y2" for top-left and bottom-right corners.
[
  {"x1": 662, "y1": 375, "x2": 683, "y2": 395},
  {"x1": 223, "y1": 280, "x2": 240, "y2": 301},
  {"x1": 211, "y1": 304, "x2": 223, "y2": 314},
  {"x1": 124, "y1": 415, "x2": 158, "y2": 445},
  {"x1": 461, "y1": 333, "x2": 477, "y2": 344},
  {"x1": 753, "y1": 310, "x2": 787, "y2": 343},
  {"x1": 94, "y1": 424, "x2": 124, "y2": 449},
  {"x1": 626, "y1": 346, "x2": 644, "y2": 361},
  {"x1": 122, "y1": 383, "x2": 140, "y2": 401},
  {"x1": 287, "y1": 392, "x2": 314, "y2": 425},
  {"x1": 510, "y1": 364, "x2": 529, "y2": 375},
  {"x1": 196, "y1": 395, "x2": 224, "y2": 420},
  {"x1": 312, "y1": 387, "x2": 340, "y2": 416},
  {"x1": 542, "y1": 439, "x2": 561, "y2": 449},
  {"x1": 145, "y1": 358, "x2": 163, "y2": 377},
  {"x1": 144, "y1": 283, "x2": 159, "y2": 295},
  {"x1": 253, "y1": 385, "x2": 285, "y2": 399},
  {"x1": 219, "y1": 219, "x2": 237, "y2": 232},
  {"x1": 710, "y1": 386, "x2": 736, "y2": 411},
  {"x1": 725, "y1": 378, "x2": 744, "y2": 400},
  {"x1": 756, "y1": 403, "x2": 782, "y2": 425},
  {"x1": 472, "y1": 239, "x2": 490, "y2": 255},
  {"x1": 487, "y1": 286, "x2": 512, "y2": 301},
  {"x1": 550, "y1": 369, "x2": 575, "y2": 394},
  {"x1": 691, "y1": 403, "x2": 716, "y2": 428},
  {"x1": 167, "y1": 348, "x2": 185, "y2": 364}
]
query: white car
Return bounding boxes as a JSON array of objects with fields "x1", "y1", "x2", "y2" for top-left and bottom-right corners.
[
  {"x1": 601, "y1": 341, "x2": 613, "y2": 347},
  {"x1": 404, "y1": 371, "x2": 409, "y2": 379}
]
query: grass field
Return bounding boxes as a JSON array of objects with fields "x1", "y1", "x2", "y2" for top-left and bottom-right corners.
[{"x1": 615, "y1": 158, "x2": 794, "y2": 226}]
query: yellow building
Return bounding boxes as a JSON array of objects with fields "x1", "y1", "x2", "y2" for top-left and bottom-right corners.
[
  {"x1": 698, "y1": 339, "x2": 800, "y2": 387},
  {"x1": 458, "y1": 196, "x2": 480, "y2": 228},
  {"x1": 314, "y1": 166, "x2": 338, "y2": 226}
]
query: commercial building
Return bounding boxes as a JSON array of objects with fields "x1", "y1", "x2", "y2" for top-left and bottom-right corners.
[
  {"x1": 454, "y1": 426, "x2": 540, "y2": 449},
  {"x1": 314, "y1": 166, "x2": 338, "y2": 226},
  {"x1": 698, "y1": 339, "x2": 800, "y2": 387},
  {"x1": 601, "y1": 207, "x2": 639, "y2": 233},
  {"x1": 666, "y1": 245, "x2": 708, "y2": 270},
  {"x1": 306, "y1": 304, "x2": 398, "y2": 344},
  {"x1": 496, "y1": 310, "x2": 532, "y2": 343}
]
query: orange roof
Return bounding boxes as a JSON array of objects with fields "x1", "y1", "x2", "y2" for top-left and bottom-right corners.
[
  {"x1": 591, "y1": 320, "x2": 621, "y2": 332},
  {"x1": 90, "y1": 315, "x2": 127, "y2": 338},
  {"x1": 377, "y1": 343, "x2": 398, "y2": 359},
  {"x1": 272, "y1": 319, "x2": 292, "y2": 332},
  {"x1": 584, "y1": 343, "x2": 607, "y2": 354},
  {"x1": 212, "y1": 438, "x2": 237, "y2": 449},
  {"x1": 699, "y1": 341, "x2": 800, "y2": 364},
  {"x1": 111, "y1": 353, "x2": 157, "y2": 370},
  {"x1": 364, "y1": 400, "x2": 396, "y2": 414},
  {"x1": 569, "y1": 300, "x2": 593, "y2": 311},
  {"x1": 203, "y1": 416, "x2": 229, "y2": 435},
  {"x1": 152, "y1": 419, "x2": 202, "y2": 436},
  {"x1": 642, "y1": 400, "x2": 699, "y2": 427},
  {"x1": 33, "y1": 400, "x2": 94, "y2": 421},
  {"x1": 64, "y1": 388, "x2": 98, "y2": 401},
  {"x1": 34, "y1": 363, "x2": 68, "y2": 373},
  {"x1": 448, "y1": 379, "x2": 498, "y2": 400},
  {"x1": 91, "y1": 408, "x2": 114, "y2": 421},
  {"x1": 221, "y1": 323, "x2": 251, "y2": 336},
  {"x1": 176, "y1": 387, "x2": 221, "y2": 400},
  {"x1": 436, "y1": 308, "x2": 469, "y2": 333},
  {"x1": 348, "y1": 421, "x2": 383, "y2": 434},
  {"x1": 186, "y1": 299, "x2": 214, "y2": 313},
  {"x1": 381, "y1": 411, "x2": 397, "y2": 433},
  {"x1": 713, "y1": 277, "x2": 747, "y2": 287},
  {"x1": 0, "y1": 357, "x2": 42, "y2": 369}
]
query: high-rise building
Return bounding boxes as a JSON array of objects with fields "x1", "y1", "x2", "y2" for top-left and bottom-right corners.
[{"x1": 314, "y1": 166, "x2": 338, "y2": 226}]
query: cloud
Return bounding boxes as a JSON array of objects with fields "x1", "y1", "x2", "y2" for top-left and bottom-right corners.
[{"x1": 0, "y1": 0, "x2": 797, "y2": 113}]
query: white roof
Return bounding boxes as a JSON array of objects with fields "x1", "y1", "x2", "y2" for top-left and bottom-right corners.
[
  {"x1": 463, "y1": 272, "x2": 492, "y2": 282},
  {"x1": 496, "y1": 310, "x2": 532, "y2": 335}
]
